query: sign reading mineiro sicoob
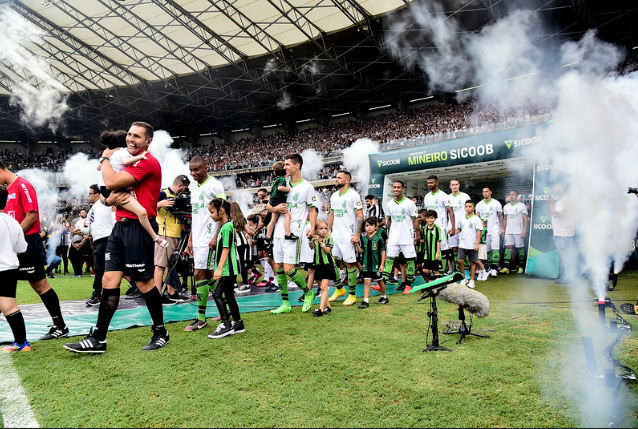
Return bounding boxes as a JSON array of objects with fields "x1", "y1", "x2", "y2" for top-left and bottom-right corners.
[{"x1": 366, "y1": 123, "x2": 561, "y2": 278}]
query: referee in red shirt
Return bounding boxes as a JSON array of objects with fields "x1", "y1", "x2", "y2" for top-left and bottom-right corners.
[{"x1": 0, "y1": 160, "x2": 68, "y2": 340}]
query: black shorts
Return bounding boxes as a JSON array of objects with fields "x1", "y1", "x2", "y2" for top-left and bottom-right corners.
[
  {"x1": 361, "y1": 270, "x2": 382, "y2": 281},
  {"x1": 92, "y1": 237, "x2": 109, "y2": 273},
  {"x1": 314, "y1": 264, "x2": 336, "y2": 282},
  {"x1": 394, "y1": 252, "x2": 406, "y2": 265},
  {"x1": 104, "y1": 218, "x2": 157, "y2": 282},
  {"x1": 17, "y1": 233, "x2": 47, "y2": 282},
  {"x1": 302, "y1": 262, "x2": 316, "y2": 271},
  {"x1": 0, "y1": 269, "x2": 19, "y2": 298},
  {"x1": 256, "y1": 237, "x2": 270, "y2": 252},
  {"x1": 421, "y1": 260, "x2": 442, "y2": 272},
  {"x1": 270, "y1": 196, "x2": 287, "y2": 207}
]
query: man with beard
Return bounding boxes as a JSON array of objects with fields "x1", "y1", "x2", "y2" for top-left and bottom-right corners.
[{"x1": 422, "y1": 175, "x2": 455, "y2": 274}]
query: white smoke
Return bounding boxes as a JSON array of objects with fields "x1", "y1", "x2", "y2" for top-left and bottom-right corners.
[
  {"x1": 276, "y1": 92, "x2": 294, "y2": 110},
  {"x1": 341, "y1": 138, "x2": 380, "y2": 195},
  {"x1": 61, "y1": 153, "x2": 101, "y2": 200},
  {"x1": 0, "y1": 5, "x2": 69, "y2": 132},
  {"x1": 384, "y1": 1, "x2": 472, "y2": 93},
  {"x1": 300, "y1": 148, "x2": 324, "y2": 181},
  {"x1": 149, "y1": 130, "x2": 189, "y2": 189}
]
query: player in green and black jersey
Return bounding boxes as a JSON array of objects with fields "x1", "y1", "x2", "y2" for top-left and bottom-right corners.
[
  {"x1": 355, "y1": 217, "x2": 388, "y2": 308},
  {"x1": 416, "y1": 209, "x2": 442, "y2": 282},
  {"x1": 208, "y1": 198, "x2": 244, "y2": 339}
]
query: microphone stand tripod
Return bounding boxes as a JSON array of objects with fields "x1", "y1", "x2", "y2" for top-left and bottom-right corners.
[
  {"x1": 420, "y1": 285, "x2": 453, "y2": 353},
  {"x1": 443, "y1": 305, "x2": 490, "y2": 344}
]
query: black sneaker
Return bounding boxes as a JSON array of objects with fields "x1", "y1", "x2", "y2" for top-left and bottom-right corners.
[
  {"x1": 168, "y1": 292, "x2": 188, "y2": 303},
  {"x1": 396, "y1": 283, "x2": 406, "y2": 291},
  {"x1": 284, "y1": 233, "x2": 299, "y2": 241},
  {"x1": 40, "y1": 325, "x2": 69, "y2": 341},
  {"x1": 125, "y1": 288, "x2": 142, "y2": 299},
  {"x1": 208, "y1": 322, "x2": 233, "y2": 339},
  {"x1": 86, "y1": 297, "x2": 100, "y2": 306},
  {"x1": 323, "y1": 306, "x2": 332, "y2": 315},
  {"x1": 63, "y1": 328, "x2": 106, "y2": 354},
  {"x1": 161, "y1": 295, "x2": 176, "y2": 306},
  {"x1": 265, "y1": 284, "x2": 280, "y2": 293},
  {"x1": 358, "y1": 301, "x2": 369, "y2": 309},
  {"x1": 231, "y1": 320, "x2": 245, "y2": 334},
  {"x1": 142, "y1": 326, "x2": 170, "y2": 351},
  {"x1": 311, "y1": 308, "x2": 323, "y2": 317},
  {"x1": 376, "y1": 296, "x2": 389, "y2": 305}
]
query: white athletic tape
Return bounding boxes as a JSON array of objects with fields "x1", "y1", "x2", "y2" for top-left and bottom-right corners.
[{"x1": 0, "y1": 352, "x2": 39, "y2": 428}]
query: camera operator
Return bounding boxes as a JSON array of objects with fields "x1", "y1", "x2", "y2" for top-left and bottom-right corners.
[
  {"x1": 51, "y1": 214, "x2": 70, "y2": 275},
  {"x1": 154, "y1": 174, "x2": 191, "y2": 304}
]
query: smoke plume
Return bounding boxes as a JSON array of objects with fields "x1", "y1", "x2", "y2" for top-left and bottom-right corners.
[{"x1": 341, "y1": 138, "x2": 380, "y2": 195}]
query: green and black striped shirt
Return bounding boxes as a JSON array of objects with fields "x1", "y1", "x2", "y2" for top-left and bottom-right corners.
[
  {"x1": 313, "y1": 236, "x2": 336, "y2": 268},
  {"x1": 421, "y1": 224, "x2": 442, "y2": 261},
  {"x1": 360, "y1": 234, "x2": 385, "y2": 272},
  {"x1": 215, "y1": 221, "x2": 239, "y2": 277}
]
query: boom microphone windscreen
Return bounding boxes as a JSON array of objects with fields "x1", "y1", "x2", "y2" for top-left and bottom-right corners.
[{"x1": 438, "y1": 284, "x2": 490, "y2": 318}]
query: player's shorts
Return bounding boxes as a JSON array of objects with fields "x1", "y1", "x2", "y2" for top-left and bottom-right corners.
[
  {"x1": 386, "y1": 242, "x2": 417, "y2": 259},
  {"x1": 361, "y1": 271, "x2": 383, "y2": 281},
  {"x1": 302, "y1": 262, "x2": 316, "y2": 271},
  {"x1": 273, "y1": 237, "x2": 301, "y2": 265},
  {"x1": 0, "y1": 269, "x2": 19, "y2": 298},
  {"x1": 193, "y1": 246, "x2": 215, "y2": 270},
  {"x1": 485, "y1": 233, "x2": 500, "y2": 253},
  {"x1": 256, "y1": 237, "x2": 269, "y2": 252},
  {"x1": 105, "y1": 219, "x2": 156, "y2": 282},
  {"x1": 504, "y1": 233, "x2": 525, "y2": 248},
  {"x1": 458, "y1": 248, "x2": 479, "y2": 263},
  {"x1": 478, "y1": 243, "x2": 488, "y2": 260},
  {"x1": 154, "y1": 236, "x2": 181, "y2": 268},
  {"x1": 314, "y1": 264, "x2": 336, "y2": 282},
  {"x1": 421, "y1": 260, "x2": 442, "y2": 272},
  {"x1": 440, "y1": 230, "x2": 450, "y2": 251},
  {"x1": 332, "y1": 239, "x2": 357, "y2": 264},
  {"x1": 17, "y1": 234, "x2": 47, "y2": 282}
]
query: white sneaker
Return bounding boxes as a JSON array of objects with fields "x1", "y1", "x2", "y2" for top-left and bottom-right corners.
[
  {"x1": 490, "y1": 269, "x2": 498, "y2": 277},
  {"x1": 287, "y1": 280, "x2": 298, "y2": 289},
  {"x1": 476, "y1": 270, "x2": 486, "y2": 281},
  {"x1": 459, "y1": 279, "x2": 468, "y2": 286},
  {"x1": 467, "y1": 280, "x2": 476, "y2": 289}
]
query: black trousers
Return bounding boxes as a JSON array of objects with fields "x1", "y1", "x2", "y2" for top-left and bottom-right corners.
[
  {"x1": 91, "y1": 237, "x2": 108, "y2": 298},
  {"x1": 212, "y1": 276, "x2": 241, "y2": 322}
]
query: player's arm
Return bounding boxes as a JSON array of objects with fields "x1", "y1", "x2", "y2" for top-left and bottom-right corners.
[
  {"x1": 475, "y1": 226, "x2": 481, "y2": 251},
  {"x1": 379, "y1": 249, "x2": 386, "y2": 272},
  {"x1": 447, "y1": 206, "x2": 455, "y2": 236},
  {"x1": 267, "y1": 202, "x2": 288, "y2": 214},
  {"x1": 21, "y1": 211, "x2": 38, "y2": 234},
  {"x1": 101, "y1": 160, "x2": 138, "y2": 191},
  {"x1": 386, "y1": 216, "x2": 392, "y2": 232},
  {"x1": 352, "y1": 208, "x2": 364, "y2": 245},
  {"x1": 436, "y1": 240, "x2": 441, "y2": 261},
  {"x1": 308, "y1": 205, "x2": 317, "y2": 238},
  {"x1": 500, "y1": 212, "x2": 507, "y2": 236},
  {"x1": 213, "y1": 248, "x2": 229, "y2": 280}
]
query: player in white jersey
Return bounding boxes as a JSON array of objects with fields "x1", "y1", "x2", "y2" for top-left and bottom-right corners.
[
  {"x1": 475, "y1": 187, "x2": 503, "y2": 276},
  {"x1": 187, "y1": 156, "x2": 226, "y2": 330},
  {"x1": 382, "y1": 181, "x2": 420, "y2": 294},
  {"x1": 423, "y1": 175, "x2": 455, "y2": 273},
  {"x1": 328, "y1": 171, "x2": 364, "y2": 306},
  {"x1": 447, "y1": 179, "x2": 471, "y2": 269},
  {"x1": 268, "y1": 153, "x2": 317, "y2": 314},
  {"x1": 500, "y1": 190, "x2": 529, "y2": 274}
]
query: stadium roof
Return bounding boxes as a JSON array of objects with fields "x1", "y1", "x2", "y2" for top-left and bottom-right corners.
[{"x1": 0, "y1": 0, "x2": 636, "y2": 143}]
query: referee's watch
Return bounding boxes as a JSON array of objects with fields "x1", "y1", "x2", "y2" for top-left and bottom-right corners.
[{"x1": 100, "y1": 156, "x2": 110, "y2": 164}]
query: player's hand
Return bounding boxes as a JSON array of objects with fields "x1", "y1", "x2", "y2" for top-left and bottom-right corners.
[
  {"x1": 474, "y1": 245, "x2": 479, "y2": 251},
  {"x1": 213, "y1": 269, "x2": 222, "y2": 280},
  {"x1": 520, "y1": 231, "x2": 526, "y2": 239},
  {"x1": 448, "y1": 228, "x2": 456, "y2": 237},
  {"x1": 111, "y1": 192, "x2": 131, "y2": 207},
  {"x1": 209, "y1": 238, "x2": 216, "y2": 249},
  {"x1": 351, "y1": 233, "x2": 361, "y2": 245},
  {"x1": 307, "y1": 227, "x2": 315, "y2": 239},
  {"x1": 187, "y1": 241, "x2": 193, "y2": 256},
  {"x1": 159, "y1": 199, "x2": 175, "y2": 208},
  {"x1": 271, "y1": 203, "x2": 289, "y2": 214}
]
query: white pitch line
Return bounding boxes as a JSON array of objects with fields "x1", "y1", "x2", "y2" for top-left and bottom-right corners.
[{"x1": 0, "y1": 352, "x2": 39, "y2": 428}]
